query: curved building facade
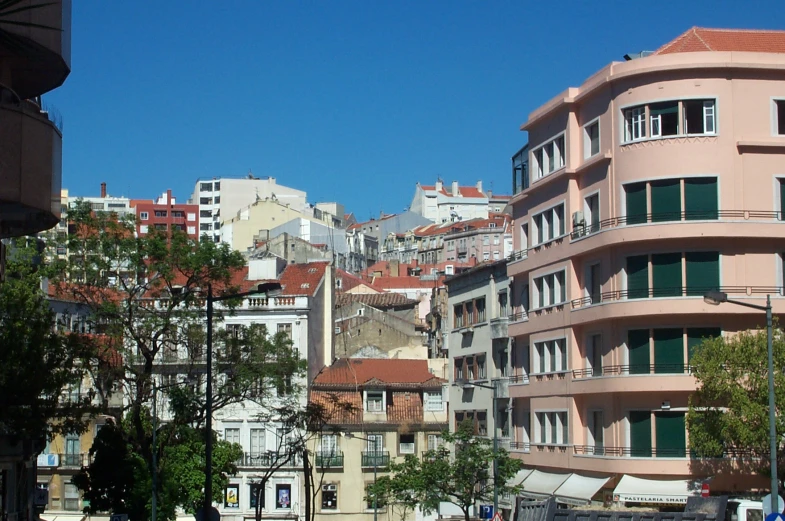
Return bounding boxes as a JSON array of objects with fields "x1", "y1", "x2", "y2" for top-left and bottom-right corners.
[{"x1": 507, "y1": 27, "x2": 785, "y2": 501}]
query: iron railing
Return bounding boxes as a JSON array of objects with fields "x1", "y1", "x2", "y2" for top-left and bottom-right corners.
[
  {"x1": 315, "y1": 452, "x2": 344, "y2": 468},
  {"x1": 569, "y1": 285, "x2": 781, "y2": 309},
  {"x1": 573, "y1": 445, "x2": 761, "y2": 459},
  {"x1": 361, "y1": 451, "x2": 390, "y2": 468},
  {"x1": 509, "y1": 441, "x2": 530, "y2": 452},
  {"x1": 237, "y1": 451, "x2": 301, "y2": 468},
  {"x1": 572, "y1": 364, "x2": 693, "y2": 378}
]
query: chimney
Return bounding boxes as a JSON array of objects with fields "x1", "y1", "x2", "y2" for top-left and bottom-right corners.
[
  {"x1": 452, "y1": 181, "x2": 459, "y2": 196},
  {"x1": 390, "y1": 259, "x2": 399, "y2": 277},
  {"x1": 434, "y1": 180, "x2": 443, "y2": 192},
  {"x1": 476, "y1": 180, "x2": 483, "y2": 193},
  {"x1": 100, "y1": 182, "x2": 106, "y2": 198}
]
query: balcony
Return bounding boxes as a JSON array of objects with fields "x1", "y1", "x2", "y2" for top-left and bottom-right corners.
[
  {"x1": 315, "y1": 452, "x2": 344, "y2": 468},
  {"x1": 0, "y1": 88, "x2": 63, "y2": 237},
  {"x1": 570, "y1": 285, "x2": 767, "y2": 310},
  {"x1": 489, "y1": 316, "x2": 508, "y2": 339},
  {"x1": 509, "y1": 441, "x2": 530, "y2": 453},
  {"x1": 237, "y1": 451, "x2": 301, "y2": 468},
  {"x1": 572, "y1": 364, "x2": 692, "y2": 379},
  {"x1": 493, "y1": 378, "x2": 509, "y2": 399},
  {"x1": 60, "y1": 453, "x2": 89, "y2": 468},
  {"x1": 361, "y1": 451, "x2": 390, "y2": 468},
  {"x1": 0, "y1": 0, "x2": 72, "y2": 99}
]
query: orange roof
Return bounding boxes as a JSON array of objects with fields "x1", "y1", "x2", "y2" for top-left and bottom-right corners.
[
  {"x1": 420, "y1": 185, "x2": 486, "y2": 199},
  {"x1": 654, "y1": 27, "x2": 785, "y2": 55},
  {"x1": 335, "y1": 292, "x2": 418, "y2": 309},
  {"x1": 335, "y1": 269, "x2": 384, "y2": 293},
  {"x1": 313, "y1": 358, "x2": 443, "y2": 388},
  {"x1": 371, "y1": 276, "x2": 435, "y2": 290},
  {"x1": 278, "y1": 261, "x2": 329, "y2": 296}
]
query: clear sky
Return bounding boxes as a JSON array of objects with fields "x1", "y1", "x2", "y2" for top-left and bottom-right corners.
[{"x1": 49, "y1": 0, "x2": 785, "y2": 220}]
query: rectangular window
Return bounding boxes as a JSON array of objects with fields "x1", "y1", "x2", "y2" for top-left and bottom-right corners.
[
  {"x1": 200, "y1": 210, "x2": 212, "y2": 218},
  {"x1": 584, "y1": 120, "x2": 600, "y2": 158},
  {"x1": 275, "y1": 484, "x2": 292, "y2": 509},
  {"x1": 776, "y1": 100, "x2": 785, "y2": 135},
  {"x1": 684, "y1": 99, "x2": 716, "y2": 135},
  {"x1": 655, "y1": 412, "x2": 686, "y2": 457},
  {"x1": 498, "y1": 290, "x2": 508, "y2": 317},
  {"x1": 625, "y1": 182, "x2": 647, "y2": 225},
  {"x1": 585, "y1": 193, "x2": 600, "y2": 234},
  {"x1": 685, "y1": 251, "x2": 720, "y2": 296},
  {"x1": 454, "y1": 304, "x2": 464, "y2": 328},
  {"x1": 628, "y1": 329, "x2": 651, "y2": 375},
  {"x1": 624, "y1": 106, "x2": 646, "y2": 142},
  {"x1": 224, "y1": 428, "x2": 240, "y2": 445},
  {"x1": 651, "y1": 253, "x2": 683, "y2": 297},
  {"x1": 626, "y1": 255, "x2": 649, "y2": 299},
  {"x1": 455, "y1": 358, "x2": 464, "y2": 380},
  {"x1": 687, "y1": 327, "x2": 721, "y2": 362},
  {"x1": 366, "y1": 434, "x2": 383, "y2": 453},
  {"x1": 476, "y1": 298, "x2": 486, "y2": 322},
  {"x1": 399, "y1": 433, "x2": 415, "y2": 454},
  {"x1": 424, "y1": 390, "x2": 444, "y2": 411},
  {"x1": 585, "y1": 262, "x2": 601, "y2": 303},
  {"x1": 427, "y1": 434, "x2": 442, "y2": 451},
  {"x1": 277, "y1": 323, "x2": 292, "y2": 339},
  {"x1": 154, "y1": 210, "x2": 167, "y2": 218},
  {"x1": 533, "y1": 270, "x2": 566, "y2": 308},
  {"x1": 684, "y1": 178, "x2": 719, "y2": 220},
  {"x1": 250, "y1": 428, "x2": 265, "y2": 455},
  {"x1": 590, "y1": 410, "x2": 604, "y2": 453},
  {"x1": 532, "y1": 134, "x2": 565, "y2": 179},
  {"x1": 64, "y1": 483, "x2": 80, "y2": 511},
  {"x1": 321, "y1": 484, "x2": 337, "y2": 510},
  {"x1": 587, "y1": 334, "x2": 603, "y2": 376},
  {"x1": 650, "y1": 101, "x2": 679, "y2": 137},
  {"x1": 140, "y1": 211, "x2": 149, "y2": 221},
  {"x1": 366, "y1": 391, "x2": 384, "y2": 412},
  {"x1": 630, "y1": 411, "x2": 652, "y2": 457},
  {"x1": 467, "y1": 357, "x2": 475, "y2": 379},
  {"x1": 477, "y1": 355, "x2": 486, "y2": 379},
  {"x1": 653, "y1": 328, "x2": 685, "y2": 374},
  {"x1": 200, "y1": 182, "x2": 213, "y2": 191},
  {"x1": 650, "y1": 179, "x2": 681, "y2": 222},
  {"x1": 250, "y1": 484, "x2": 264, "y2": 509},
  {"x1": 534, "y1": 338, "x2": 567, "y2": 373}
]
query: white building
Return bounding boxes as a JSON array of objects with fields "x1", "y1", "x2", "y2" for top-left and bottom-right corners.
[
  {"x1": 189, "y1": 175, "x2": 308, "y2": 243},
  {"x1": 410, "y1": 180, "x2": 494, "y2": 224}
]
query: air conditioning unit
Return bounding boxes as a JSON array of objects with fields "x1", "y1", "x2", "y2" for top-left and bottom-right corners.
[{"x1": 572, "y1": 211, "x2": 586, "y2": 228}]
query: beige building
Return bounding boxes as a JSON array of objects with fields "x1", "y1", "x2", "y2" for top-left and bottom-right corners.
[
  {"x1": 309, "y1": 359, "x2": 447, "y2": 521},
  {"x1": 220, "y1": 199, "x2": 310, "y2": 252},
  {"x1": 506, "y1": 27, "x2": 785, "y2": 504}
]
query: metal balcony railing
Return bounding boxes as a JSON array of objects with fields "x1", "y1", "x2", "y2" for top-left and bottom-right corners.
[
  {"x1": 509, "y1": 441, "x2": 530, "y2": 452},
  {"x1": 237, "y1": 451, "x2": 300, "y2": 468},
  {"x1": 61, "y1": 453, "x2": 88, "y2": 467},
  {"x1": 361, "y1": 451, "x2": 390, "y2": 468},
  {"x1": 569, "y1": 285, "x2": 782, "y2": 310},
  {"x1": 572, "y1": 364, "x2": 693, "y2": 378},
  {"x1": 315, "y1": 452, "x2": 344, "y2": 468}
]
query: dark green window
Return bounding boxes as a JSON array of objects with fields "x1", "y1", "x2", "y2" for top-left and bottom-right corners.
[
  {"x1": 684, "y1": 178, "x2": 718, "y2": 220},
  {"x1": 655, "y1": 412, "x2": 686, "y2": 458},
  {"x1": 685, "y1": 251, "x2": 720, "y2": 296},
  {"x1": 650, "y1": 180, "x2": 681, "y2": 222},
  {"x1": 628, "y1": 329, "x2": 650, "y2": 375},
  {"x1": 626, "y1": 255, "x2": 649, "y2": 299},
  {"x1": 780, "y1": 179, "x2": 785, "y2": 220},
  {"x1": 687, "y1": 327, "x2": 721, "y2": 362},
  {"x1": 653, "y1": 328, "x2": 684, "y2": 373},
  {"x1": 630, "y1": 411, "x2": 652, "y2": 457},
  {"x1": 652, "y1": 253, "x2": 682, "y2": 297},
  {"x1": 625, "y1": 183, "x2": 647, "y2": 225}
]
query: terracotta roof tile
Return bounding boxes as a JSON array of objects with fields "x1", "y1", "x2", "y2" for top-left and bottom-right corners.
[
  {"x1": 313, "y1": 358, "x2": 443, "y2": 388},
  {"x1": 420, "y1": 185, "x2": 486, "y2": 198},
  {"x1": 370, "y1": 276, "x2": 435, "y2": 290},
  {"x1": 278, "y1": 261, "x2": 329, "y2": 296},
  {"x1": 309, "y1": 390, "x2": 362, "y2": 424},
  {"x1": 654, "y1": 27, "x2": 785, "y2": 55},
  {"x1": 335, "y1": 292, "x2": 418, "y2": 309},
  {"x1": 387, "y1": 391, "x2": 423, "y2": 422}
]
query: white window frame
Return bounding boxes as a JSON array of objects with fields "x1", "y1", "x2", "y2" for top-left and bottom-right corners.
[
  {"x1": 139, "y1": 224, "x2": 148, "y2": 234},
  {"x1": 531, "y1": 202, "x2": 565, "y2": 246},
  {"x1": 532, "y1": 132, "x2": 566, "y2": 180},
  {"x1": 772, "y1": 97, "x2": 785, "y2": 136},
  {"x1": 532, "y1": 269, "x2": 566, "y2": 309},
  {"x1": 140, "y1": 211, "x2": 149, "y2": 221},
  {"x1": 424, "y1": 390, "x2": 444, "y2": 411},
  {"x1": 623, "y1": 106, "x2": 646, "y2": 142},
  {"x1": 583, "y1": 118, "x2": 600, "y2": 159},
  {"x1": 365, "y1": 390, "x2": 385, "y2": 412},
  {"x1": 533, "y1": 337, "x2": 568, "y2": 373},
  {"x1": 534, "y1": 410, "x2": 568, "y2": 445}
]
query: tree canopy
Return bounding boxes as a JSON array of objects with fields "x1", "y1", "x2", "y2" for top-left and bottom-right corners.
[
  {"x1": 687, "y1": 324, "x2": 785, "y2": 487},
  {"x1": 368, "y1": 421, "x2": 522, "y2": 521}
]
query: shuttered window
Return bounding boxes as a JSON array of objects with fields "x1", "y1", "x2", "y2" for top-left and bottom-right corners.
[
  {"x1": 630, "y1": 411, "x2": 652, "y2": 457},
  {"x1": 650, "y1": 180, "x2": 681, "y2": 222},
  {"x1": 652, "y1": 253, "x2": 683, "y2": 297},
  {"x1": 685, "y1": 251, "x2": 720, "y2": 296},
  {"x1": 655, "y1": 412, "x2": 686, "y2": 458},
  {"x1": 628, "y1": 329, "x2": 650, "y2": 375},
  {"x1": 653, "y1": 328, "x2": 684, "y2": 374},
  {"x1": 626, "y1": 255, "x2": 649, "y2": 299},
  {"x1": 687, "y1": 327, "x2": 721, "y2": 362},
  {"x1": 684, "y1": 178, "x2": 718, "y2": 220},
  {"x1": 625, "y1": 183, "x2": 647, "y2": 225}
]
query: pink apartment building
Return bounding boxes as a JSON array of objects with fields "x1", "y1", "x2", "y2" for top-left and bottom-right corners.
[{"x1": 507, "y1": 27, "x2": 785, "y2": 503}]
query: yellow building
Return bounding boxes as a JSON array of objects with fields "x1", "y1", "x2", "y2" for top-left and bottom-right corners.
[{"x1": 308, "y1": 359, "x2": 447, "y2": 521}]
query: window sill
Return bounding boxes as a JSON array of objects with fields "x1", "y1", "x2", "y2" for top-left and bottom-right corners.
[
  {"x1": 621, "y1": 133, "x2": 717, "y2": 146},
  {"x1": 737, "y1": 139, "x2": 785, "y2": 150},
  {"x1": 531, "y1": 302, "x2": 566, "y2": 314},
  {"x1": 531, "y1": 234, "x2": 567, "y2": 251},
  {"x1": 567, "y1": 151, "x2": 612, "y2": 175}
]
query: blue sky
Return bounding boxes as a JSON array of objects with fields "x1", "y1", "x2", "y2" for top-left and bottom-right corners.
[{"x1": 50, "y1": 0, "x2": 785, "y2": 220}]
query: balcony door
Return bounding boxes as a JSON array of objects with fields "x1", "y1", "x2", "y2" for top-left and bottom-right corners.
[
  {"x1": 586, "y1": 334, "x2": 603, "y2": 377},
  {"x1": 585, "y1": 263, "x2": 601, "y2": 303},
  {"x1": 367, "y1": 434, "x2": 383, "y2": 453},
  {"x1": 588, "y1": 410, "x2": 604, "y2": 455},
  {"x1": 629, "y1": 411, "x2": 652, "y2": 457}
]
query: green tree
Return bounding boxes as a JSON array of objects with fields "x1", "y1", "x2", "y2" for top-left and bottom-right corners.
[
  {"x1": 58, "y1": 202, "x2": 306, "y2": 521},
  {"x1": 368, "y1": 421, "x2": 523, "y2": 521},
  {"x1": 0, "y1": 239, "x2": 98, "y2": 440},
  {"x1": 687, "y1": 325, "x2": 785, "y2": 488}
]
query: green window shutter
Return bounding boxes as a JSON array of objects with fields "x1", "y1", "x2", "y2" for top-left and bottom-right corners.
[
  {"x1": 629, "y1": 411, "x2": 652, "y2": 457},
  {"x1": 625, "y1": 183, "x2": 647, "y2": 225},
  {"x1": 684, "y1": 178, "x2": 718, "y2": 220},
  {"x1": 652, "y1": 253, "x2": 683, "y2": 297},
  {"x1": 780, "y1": 179, "x2": 785, "y2": 220},
  {"x1": 626, "y1": 255, "x2": 649, "y2": 299},
  {"x1": 650, "y1": 180, "x2": 682, "y2": 222},
  {"x1": 655, "y1": 412, "x2": 686, "y2": 458},
  {"x1": 653, "y1": 328, "x2": 684, "y2": 374},
  {"x1": 685, "y1": 251, "x2": 720, "y2": 296},
  {"x1": 628, "y1": 329, "x2": 650, "y2": 375},
  {"x1": 687, "y1": 327, "x2": 721, "y2": 362}
]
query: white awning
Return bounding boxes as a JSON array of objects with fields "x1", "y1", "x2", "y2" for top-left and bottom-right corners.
[
  {"x1": 508, "y1": 468, "x2": 534, "y2": 487},
  {"x1": 553, "y1": 474, "x2": 610, "y2": 505},
  {"x1": 40, "y1": 515, "x2": 86, "y2": 521},
  {"x1": 613, "y1": 475, "x2": 701, "y2": 504},
  {"x1": 520, "y1": 470, "x2": 571, "y2": 498}
]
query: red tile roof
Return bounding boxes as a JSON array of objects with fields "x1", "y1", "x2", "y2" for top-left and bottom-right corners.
[
  {"x1": 309, "y1": 390, "x2": 362, "y2": 424},
  {"x1": 335, "y1": 292, "x2": 418, "y2": 309},
  {"x1": 313, "y1": 358, "x2": 443, "y2": 388},
  {"x1": 335, "y1": 269, "x2": 384, "y2": 293},
  {"x1": 420, "y1": 185, "x2": 486, "y2": 199},
  {"x1": 654, "y1": 27, "x2": 785, "y2": 55},
  {"x1": 370, "y1": 276, "x2": 435, "y2": 290},
  {"x1": 278, "y1": 261, "x2": 329, "y2": 296},
  {"x1": 388, "y1": 391, "x2": 424, "y2": 422}
]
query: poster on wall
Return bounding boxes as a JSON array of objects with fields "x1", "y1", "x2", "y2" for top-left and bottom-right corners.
[
  {"x1": 276, "y1": 484, "x2": 291, "y2": 509},
  {"x1": 225, "y1": 484, "x2": 239, "y2": 509}
]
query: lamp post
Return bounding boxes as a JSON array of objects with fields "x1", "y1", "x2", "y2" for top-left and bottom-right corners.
[
  {"x1": 455, "y1": 379, "x2": 499, "y2": 517},
  {"x1": 152, "y1": 378, "x2": 157, "y2": 521},
  {"x1": 704, "y1": 291, "x2": 777, "y2": 513},
  {"x1": 202, "y1": 282, "x2": 283, "y2": 520},
  {"x1": 342, "y1": 432, "x2": 379, "y2": 521}
]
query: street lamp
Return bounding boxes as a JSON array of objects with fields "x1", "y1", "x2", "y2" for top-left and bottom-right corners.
[
  {"x1": 455, "y1": 378, "x2": 499, "y2": 518},
  {"x1": 341, "y1": 432, "x2": 380, "y2": 521},
  {"x1": 704, "y1": 291, "x2": 777, "y2": 513},
  {"x1": 201, "y1": 282, "x2": 283, "y2": 521}
]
